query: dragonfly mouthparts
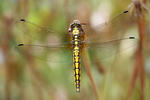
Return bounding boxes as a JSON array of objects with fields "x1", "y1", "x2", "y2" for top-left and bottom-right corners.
[{"x1": 18, "y1": 43, "x2": 24, "y2": 46}]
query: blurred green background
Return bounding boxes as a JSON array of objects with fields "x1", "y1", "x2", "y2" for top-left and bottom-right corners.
[{"x1": 0, "y1": 0, "x2": 150, "y2": 100}]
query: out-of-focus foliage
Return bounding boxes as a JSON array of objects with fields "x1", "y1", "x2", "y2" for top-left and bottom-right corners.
[{"x1": 0, "y1": 0, "x2": 150, "y2": 100}]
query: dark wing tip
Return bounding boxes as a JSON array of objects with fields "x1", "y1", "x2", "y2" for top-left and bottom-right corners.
[
  {"x1": 18, "y1": 43, "x2": 24, "y2": 46},
  {"x1": 20, "y1": 19, "x2": 25, "y2": 22},
  {"x1": 123, "y1": 10, "x2": 128, "y2": 13},
  {"x1": 129, "y1": 37, "x2": 135, "y2": 39}
]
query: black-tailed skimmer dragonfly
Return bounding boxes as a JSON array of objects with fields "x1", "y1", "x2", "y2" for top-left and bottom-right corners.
[{"x1": 14, "y1": 10, "x2": 138, "y2": 92}]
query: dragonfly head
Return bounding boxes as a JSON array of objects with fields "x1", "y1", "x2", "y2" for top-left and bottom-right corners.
[{"x1": 68, "y1": 20, "x2": 82, "y2": 32}]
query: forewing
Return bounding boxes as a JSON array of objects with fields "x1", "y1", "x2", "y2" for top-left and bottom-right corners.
[
  {"x1": 14, "y1": 18, "x2": 70, "y2": 43},
  {"x1": 83, "y1": 10, "x2": 136, "y2": 41},
  {"x1": 14, "y1": 18, "x2": 72, "y2": 65}
]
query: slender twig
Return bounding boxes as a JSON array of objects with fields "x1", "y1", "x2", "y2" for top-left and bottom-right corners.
[
  {"x1": 127, "y1": 0, "x2": 146, "y2": 100},
  {"x1": 94, "y1": 59, "x2": 105, "y2": 75},
  {"x1": 126, "y1": 49, "x2": 139, "y2": 100},
  {"x1": 2, "y1": 14, "x2": 14, "y2": 100},
  {"x1": 137, "y1": 10, "x2": 145, "y2": 100},
  {"x1": 82, "y1": 51, "x2": 99, "y2": 100}
]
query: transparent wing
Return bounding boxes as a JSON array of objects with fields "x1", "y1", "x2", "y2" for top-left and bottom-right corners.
[
  {"x1": 14, "y1": 18, "x2": 72, "y2": 64},
  {"x1": 86, "y1": 37, "x2": 136, "y2": 48},
  {"x1": 14, "y1": 18, "x2": 69, "y2": 45},
  {"x1": 84, "y1": 36, "x2": 138, "y2": 65},
  {"x1": 16, "y1": 42, "x2": 73, "y2": 65},
  {"x1": 83, "y1": 10, "x2": 136, "y2": 41},
  {"x1": 80, "y1": 9, "x2": 138, "y2": 65}
]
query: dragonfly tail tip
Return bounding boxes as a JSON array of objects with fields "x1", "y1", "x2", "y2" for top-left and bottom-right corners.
[{"x1": 76, "y1": 88, "x2": 80, "y2": 92}]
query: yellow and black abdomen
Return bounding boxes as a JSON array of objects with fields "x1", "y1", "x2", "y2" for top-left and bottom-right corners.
[
  {"x1": 72, "y1": 27, "x2": 82, "y2": 92},
  {"x1": 73, "y1": 45, "x2": 81, "y2": 92}
]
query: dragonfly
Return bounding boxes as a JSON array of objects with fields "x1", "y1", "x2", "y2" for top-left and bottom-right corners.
[{"x1": 15, "y1": 10, "x2": 137, "y2": 92}]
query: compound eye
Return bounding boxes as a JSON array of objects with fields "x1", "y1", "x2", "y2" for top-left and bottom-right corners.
[
  {"x1": 71, "y1": 24, "x2": 75, "y2": 28},
  {"x1": 77, "y1": 24, "x2": 81, "y2": 27}
]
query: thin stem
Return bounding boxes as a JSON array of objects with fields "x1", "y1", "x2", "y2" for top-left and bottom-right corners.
[
  {"x1": 82, "y1": 51, "x2": 99, "y2": 100},
  {"x1": 137, "y1": 14, "x2": 145, "y2": 100},
  {"x1": 127, "y1": 0, "x2": 146, "y2": 100},
  {"x1": 126, "y1": 48, "x2": 139, "y2": 100}
]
